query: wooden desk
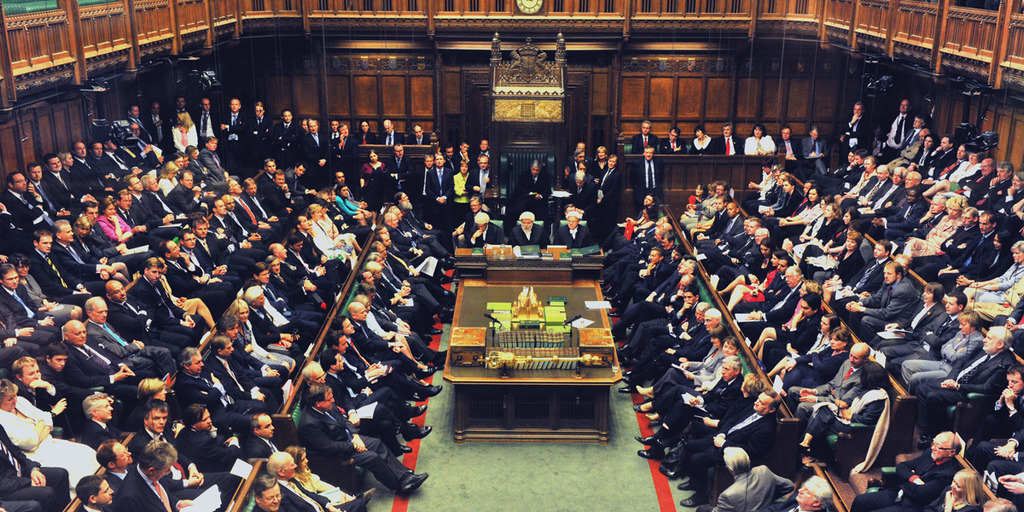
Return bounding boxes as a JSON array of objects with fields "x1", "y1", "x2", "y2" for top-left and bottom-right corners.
[
  {"x1": 443, "y1": 277, "x2": 621, "y2": 443},
  {"x1": 453, "y1": 246, "x2": 604, "y2": 283}
]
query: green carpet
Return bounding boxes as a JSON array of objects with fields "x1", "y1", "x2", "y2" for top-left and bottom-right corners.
[{"x1": 356, "y1": 326, "x2": 701, "y2": 512}]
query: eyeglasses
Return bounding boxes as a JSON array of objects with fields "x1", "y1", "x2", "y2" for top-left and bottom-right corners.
[{"x1": 931, "y1": 443, "x2": 954, "y2": 451}]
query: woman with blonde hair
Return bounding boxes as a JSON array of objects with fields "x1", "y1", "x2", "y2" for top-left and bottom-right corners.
[
  {"x1": 923, "y1": 468, "x2": 984, "y2": 512},
  {"x1": 174, "y1": 112, "x2": 197, "y2": 153},
  {"x1": 284, "y1": 445, "x2": 372, "y2": 504},
  {"x1": 158, "y1": 162, "x2": 180, "y2": 196},
  {"x1": 904, "y1": 196, "x2": 968, "y2": 258}
]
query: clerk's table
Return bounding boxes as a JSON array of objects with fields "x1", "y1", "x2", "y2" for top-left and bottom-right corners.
[{"x1": 443, "y1": 246, "x2": 621, "y2": 443}]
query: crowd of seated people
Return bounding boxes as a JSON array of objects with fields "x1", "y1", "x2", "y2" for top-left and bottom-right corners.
[
  {"x1": 0, "y1": 97, "x2": 489, "y2": 512},
  {"x1": 604, "y1": 100, "x2": 1024, "y2": 510}
]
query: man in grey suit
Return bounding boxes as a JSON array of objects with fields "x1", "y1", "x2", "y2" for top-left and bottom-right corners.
[
  {"x1": 694, "y1": 447, "x2": 793, "y2": 512},
  {"x1": 760, "y1": 475, "x2": 833, "y2": 512},
  {"x1": 83, "y1": 297, "x2": 175, "y2": 377},
  {"x1": 846, "y1": 261, "x2": 921, "y2": 343},
  {"x1": 787, "y1": 342, "x2": 871, "y2": 420},
  {"x1": 801, "y1": 126, "x2": 830, "y2": 177}
]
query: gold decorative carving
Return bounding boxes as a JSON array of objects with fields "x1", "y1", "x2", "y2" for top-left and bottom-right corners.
[{"x1": 493, "y1": 98, "x2": 562, "y2": 121}]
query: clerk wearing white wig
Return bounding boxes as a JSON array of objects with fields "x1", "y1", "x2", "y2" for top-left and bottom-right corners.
[
  {"x1": 509, "y1": 211, "x2": 548, "y2": 249},
  {"x1": 467, "y1": 211, "x2": 505, "y2": 248},
  {"x1": 554, "y1": 209, "x2": 594, "y2": 249}
]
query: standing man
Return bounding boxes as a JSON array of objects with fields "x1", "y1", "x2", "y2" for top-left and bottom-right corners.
[
  {"x1": 300, "y1": 120, "x2": 329, "y2": 189},
  {"x1": 630, "y1": 121, "x2": 659, "y2": 154},
  {"x1": 220, "y1": 98, "x2": 246, "y2": 175},
  {"x1": 250, "y1": 102, "x2": 274, "y2": 171},
  {"x1": 840, "y1": 101, "x2": 871, "y2": 157},
  {"x1": 884, "y1": 99, "x2": 914, "y2": 162},
  {"x1": 195, "y1": 97, "x2": 217, "y2": 148},
  {"x1": 631, "y1": 146, "x2": 663, "y2": 212}
]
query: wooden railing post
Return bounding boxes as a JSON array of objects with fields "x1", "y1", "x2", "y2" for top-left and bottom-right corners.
[
  {"x1": 991, "y1": 0, "x2": 1017, "y2": 86},
  {"x1": 124, "y1": 0, "x2": 141, "y2": 70},
  {"x1": 169, "y1": 0, "x2": 182, "y2": 55},
  {"x1": 818, "y1": 0, "x2": 828, "y2": 44},
  {"x1": 204, "y1": 0, "x2": 215, "y2": 48},
  {"x1": 427, "y1": 0, "x2": 435, "y2": 37},
  {"x1": 623, "y1": 0, "x2": 632, "y2": 40},
  {"x1": 750, "y1": 0, "x2": 761, "y2": 36},
  {"x1": 58, "y1": 0, "x2": 86, "y2": 84},
  {"x1": 885, "y1": 0, "x2": 898, "y2": 57},
  {"x1": 849, "y1": 0, "x2": 860, "y2": 49},
  {"x1": 932, "y1": 0, "x2": 950, "y2": 73},
  {"x1": 0, "y1": 7, "x2": 15, "y2": 106}
]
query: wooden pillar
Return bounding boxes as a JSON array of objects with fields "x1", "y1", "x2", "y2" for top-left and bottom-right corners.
[
  {"x1": 932, "y1": 0, "x2": 950, "y2": 73},
  {"x1": 124, "y1": 0, "x2": 141, "y2": 70},
  {"x1": 885, "y1": 0, "x2": 898, "y2": 57},
  {"x1": 205, "y1": 0, "x2": 216, "y2": 49},
  {"x1": 60, "y1": 0, "x2": 87, "y2": 83},
  {"x1": 991, "y1": 0, "x2": 1018, "y2": 86},
  {"x1": 0, "y1": 7, "x2": 15, "y2": 106},
  {"x1": 169, "y1": 0, "x2": 182, "y2": 54},
  {"x1": 848, "y1": 0, "x2": 860, "y2": 50}
]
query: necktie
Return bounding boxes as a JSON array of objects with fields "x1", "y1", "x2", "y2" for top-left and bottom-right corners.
[
  {"x1": 9, "y1": 290, "x2": 34, "y2": 319},
  {"x1": 957, "y1": 355, "x2": 989, "y2": 382},
  {"x1": 814, "y1": 140, "x2": 819, "y2": 154},
  {"x1": 785, "y1": 140, "x2": 793, "y2": 155},
  {"x1": 0, "y1": 440, "x2": 22, "y2": 476},
  {"x1": 66, "y1": 244, "x2": 84, "y2": 264},
  {"x1": 201, "y1": 113, "x2": 209, "y2": 136},
  {"x1": 646, "y1": 160, "x2": 654, "y2": 189},
  {"x1": 250, "y1": 196, "x2": 268, "y2": 218},
  {"x1": 643, "y1": 135, "x2": 648, "y2": 147},
  {"x1": 45, "y1": 257, "x2": 68, "y2": 288},
  {"x1": 312, "y1": 134, "x2": 319, "y2": 146},
  {"x1": 81, "y1": 345, "x2": 112, "y2": 371},
  {"x1": 844, "y1": 367, "x2": 854, "y2": 380},
  {"x1": 154, "y1": 479, "x2": 173, "y2": 512},
  {"x1": 896, "y1": 115, "x2": 905, "y2": 144},
  {"x1": 387, "y1": 133, "x2": 393, "y2": 146},
  {"x1": 238, "y1": 199, "x2": 257, "y2": 224},
  {"x1": 220, "y1": 358, "x2": 244, "y2": 391},
  {"x1": 855, "y1": 260, "x2": 878, "y2": 290},
  {"x1": 101, "y1": 323, "x2": 128, "y2": 346},
  {"x1": 34, "y1": 182, "x2": 53, "y2": 211},
  {"x1": 726, "y1": 138, "x2": 732, "y2": 155},
  {"x1": 438, "y1": 169, "x2": 444, "y2": 188},
  {"x1": 288, "y1": 481, "x2": 325, "y2": 512}
]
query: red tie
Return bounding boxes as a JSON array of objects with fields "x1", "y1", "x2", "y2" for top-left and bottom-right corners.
[
  {"x1": 238, "y1": 199, "x2": 257, "y2": 224},
  {"x1": 726, "y1": 139, "x2": 733, "y2": 155},
  {"x1": 843, "y1": 368, "x2": 853, "y2": 380}
]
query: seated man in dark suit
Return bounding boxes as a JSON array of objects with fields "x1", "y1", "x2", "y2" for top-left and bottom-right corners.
[
  {"x1": 127, "y1": 258, "x2": 203, "y2": 346},
  {"x1": 464, "y1": 212, "x2": 504, "y2": 248},
  {"x1": 111, "y1": 440, "x2": 185, "y2": 512},
  {"x1": 28, "y1": 230, "x2": 92, "y2": 305},
  {"x1": 266, "y1": 451, "x2": 368, "y2": 512},
  {"x1": 75, "y1": 474, "x2": 113, "y2": 512},
  {"x1": 786, "y1": 342, "x2": 871, "y2": 421},
  {"x1": 174, "y1": 347, "x2": 266, "y2": 436},
  {"x1": 553, "y1": 209, "x2": 594, "y2": 249},
  {"x1": 761, "y1": 475, "x2": 833, "y2": 512},
  {"x1": 850, "y1": 431, "x2": 960, "y2": 512},
  {"x1": 174, "y1": 404, "x2": 241, "y2": 474},
  {"x1": 297, "y1": 383, "x2": 428, "y2": 495},
  {"x1": 0, "y1": 422, "x2": 69, "y2": 512},
  {"x1": 629, "y1": 121, "x2": 659, "y2": 154},
  {"x1": 508, "y1": 211, "x2": 547, "y2": 249},
  {"x1": 916, "y1": 327, "x2": 1017, "y2": 445},
  {"x1": 84, "y1": 297, "x2": 175, "y2": 376},
  {"x1": 79, "y1": 393, "x2": 120, "y2": 450},
  {"x1": 95, "y1": 439, "x2": 130, "y2": 493},
  {"x1": 244, "y1": 413, "x2": 280, "y2": 460},
  {"x1": 61, "y1": 320, "x2": 145, "y2": 404},
  {"x1": 674, "y1": 390, "x2": 781, "y2": 507}
]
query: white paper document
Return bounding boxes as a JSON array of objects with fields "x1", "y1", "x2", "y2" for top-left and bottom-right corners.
[
  {"x1": 414, "y1": 256, "x2": 438, "y2": 277},
  {"x1": 355, "y1": 402, "x2": 377, "y2": 420},
  {"x1": 570, "y1": 318, "x2": 594, "y2": 328},
  {"x1": 229, "y1": 459, "x2": 253, "y2": 479},
  {"x1": 551, "y1": 190, "x2": 572, "y2": 198},
  {"x1": 185, "y1": 484, "x2": 222, "y2": 512},
  {"x1": 585, "y1": 301, "x2": 612, "y2": 310},
  {"x1": 773, "y1": 375, "x2": 785, "y2": 393}
]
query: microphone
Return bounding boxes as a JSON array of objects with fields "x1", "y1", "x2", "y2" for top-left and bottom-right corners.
[
  {"x1": 484, "y1": 313, "x2": 503, "y2": 327},
  {"x1": 563, "y1": 314, "x2": 583, "y2": 326}
]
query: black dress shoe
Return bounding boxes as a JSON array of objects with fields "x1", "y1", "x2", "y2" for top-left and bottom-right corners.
[
  {"x1": 397, "y1": 445, "x2": 413, "y2": 454},
  {"x1": 403, "y1": 425, "x2": 432, "y2": 440},
  {"x1": 677, "y1": 480, "x2": 694, "y2": 491},
  {"x1": 439, "y1": 274, "x2": 454, "y2": 284},
  {"x1": 408, "y1": 405, "x2": 427, "y2": 418},
  {"x1": 679, "y1": 494, "x2": 709, "y2": 507},
  {"x1": 659, "y1": 465, "x2": 682, "y2": 479},
  {"x1": 427, "y1": 327, "x2": 444, "y2": 336},
  {"x1": 397, "y1": 473, "x2": 429, "y2": 494},
  {"x1": 632, "y1": 403, "x2": 647, "y2": 413},
  {"x1": 414, "y1": 367, "x2": 436, "y2": 379},
  {"x1": 608, "y1": 311, "x2": 621, "y2": 318},
  {"x1": 422, "y1": 385, "x2": 443, "y2": 397},
  {"x1": 635, "y1": 435, "x2": 658, "y2": 445},
  {"x1": 637, "y1": 449, "x2": 664, "y2": 460},
  {"x1": 433, "y1": 350, "x2": 448, "y2": 365},
  {"x1": 618, "y1": 386, "x2": 634, "y2": 394}
]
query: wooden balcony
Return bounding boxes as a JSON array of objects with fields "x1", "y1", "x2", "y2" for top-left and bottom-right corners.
[{"x1": 2, "y1": 0, "x2": 1024, "y2": 104}]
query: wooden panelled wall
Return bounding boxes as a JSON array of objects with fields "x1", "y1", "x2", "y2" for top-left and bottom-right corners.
[
  {"x1": 618, "y1": 47, "x2": 858, "y2": 141},
  {"x1": 0, "y1": 99, "x2": 88, "y2": 174}
]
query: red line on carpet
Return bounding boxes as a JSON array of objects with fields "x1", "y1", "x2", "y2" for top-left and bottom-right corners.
[{"x1": 391, "y1": 272, "x2": 450, "y2": 512}]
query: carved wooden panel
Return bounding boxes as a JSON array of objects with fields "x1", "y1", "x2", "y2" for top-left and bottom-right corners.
[
  {"x1": 676, "y1": 77, "x2": 704, "y2": 119},
  {"x1": 736, "y1": 78, "x2": 760, "y2": 119},
  {"x1": 620, "y1": 77, "x2": 646, "y2": 119},
  {"x1": 648, "y1": 77, "x2": 674, "y2": 117},
  {"x1": 53, "y1": 108, "x2": 70, "y2": 151},
  {"x1": 294, "y1": 75, "x2": 320, "y2": 114},
  {"x1": 382, "y1": 76, "x2": 407, "y2": 116},
  {"x1": 1, "y1": 124, "x2": 20, "y2": 174},
  {"x1": 410, "y1": 76, "x2": 434, "y2": 116},
  {"x1": 444, "y1": 70, "x2": 462, "y2": 114},
  {"x1": 328, "y1": 76, "x2": 351, "y2": 117},
  {"x1": 592, "y1": 71, "x2": 609, "y2": 116},
  {"x1": 787, "y1": 79, "x2": 810, "y2": 118},
  {"x1": 704, "y1": 78, "x2": 733, "y2": 119},
  {"x1": 354, "y1": 76, "x2": 379, "y2": 116}
]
